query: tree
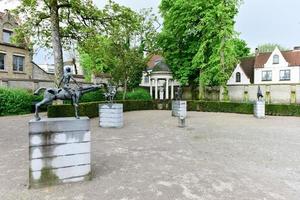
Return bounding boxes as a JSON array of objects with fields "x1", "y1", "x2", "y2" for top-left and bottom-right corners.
[
  {"x1": 232, "y1": 39, "x2": 250, "y2": 58},
  {"x1": 159, "y1": 0, "x2": 243, "y2": 89},
  {"x1": 13, "y1": 0, "x2": 117, "y2": 85},
  {"x1": 79, "y1": 7, "x2": 160, "y2": 99},
  {"x1": 256, "y1": 43, "x2": 288, "y2": 53}
]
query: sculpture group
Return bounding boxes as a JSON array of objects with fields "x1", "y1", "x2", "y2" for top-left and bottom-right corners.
[{"x1": 33, "y1": 67, "x2": 104, "y2": 121}]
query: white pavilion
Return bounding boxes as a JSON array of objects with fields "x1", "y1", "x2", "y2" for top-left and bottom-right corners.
[{"x1": 140, "y1": 55, "x2": 180, "y2": 100}]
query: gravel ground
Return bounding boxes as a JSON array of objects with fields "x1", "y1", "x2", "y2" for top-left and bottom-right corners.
[{"x1": 0, "y1": 111, "x2": 300, "y2": 200}]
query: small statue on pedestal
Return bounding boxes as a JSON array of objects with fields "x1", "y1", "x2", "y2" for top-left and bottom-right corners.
[
  {"x1": 174, "y1": 86, "x2": 183, "y2": 100},
  {"x1": 257, "y1": 86, "x2": 264, "y2": 101},
  {"x1": 103, "y1": 83, "x2": 117, "y2": 104}
]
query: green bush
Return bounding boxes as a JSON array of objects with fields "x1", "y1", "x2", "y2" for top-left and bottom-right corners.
[
  {"x1": 48, "y1": 99, "x2": 300, "y2": 118},
  {"x1": 125, "y1": 88, "x2": 151, "y2": 100},
  {"x1": 79, "y1": 90, "x2": 105, "y2": 102},
  {"x1": 0, "y1": 87, "x2": 33, "y2": 116},
  {"x1": 48, "y1": 100, "x2": 160, "y2": 118}
]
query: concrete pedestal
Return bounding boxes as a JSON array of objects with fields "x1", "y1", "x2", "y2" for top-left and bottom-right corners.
[
  {"x1": 28, "y1": 117, "x2": 91, "y2": 188},
  {"x1": 254, "y1": 100, "x2": 265, "y2": 119},
  {"x1": 172, "y1": 100, "x2": 187, "y2": 117},
  {"x1": 99, "y1": 104, "x2": 123, "y2": 128}
]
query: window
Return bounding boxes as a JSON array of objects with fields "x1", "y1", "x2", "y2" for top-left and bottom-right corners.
[
  {"x1": 13, "y1": 55, "x2": 24, "y2": 72},
  {"x1": 262, "y1": 70, "x2": 272, "y2": 81},
  {"x1": 0, "y1": 53, "x2": 5, "y2": 70},
  {"x1": 273, "y1": 55, "x2": 279, "y2": 64},
  {"x1": 3, "y1": 30, "x2": 12, "y2": 43},
  {"x1": 280, "y1": 69, "x2": 290, "y2": 81},
  {"x1": 144, "y1": 76, "x2": 149, "y2": 84},
  {"x1": 235, "y1": 72, "x2": 241, "y2": 82}
]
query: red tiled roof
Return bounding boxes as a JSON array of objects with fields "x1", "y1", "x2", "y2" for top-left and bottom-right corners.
[
  {"x1": 147, "y1": 55, "x2": 163, "y2": 69},
  {"x1": 254, "y1": 52, "x2": 272, "y2": 68},
  {"x1": 282, "y1": 51, "x2": 300, "y2": 66},
  {"x1": 254, "y1": 50, "x2": 300, "y2": 68},
  {"x1": 240, "y1": 57, "x2": 255, "y2": 83}
]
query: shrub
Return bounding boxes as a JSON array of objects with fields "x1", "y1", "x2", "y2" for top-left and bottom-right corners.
[
  {"x1": 48, "y1": 99, "x2": 300, "y2": 118},
  {"x1": 0, "y1": 87, "x2": 33, "y2": 116},
  {"x1": 125, "y1": 88, "x2": 151, "y2": 100},
  {"x1": 79, "y1": 90, "x2": 105, "y2": 102}
]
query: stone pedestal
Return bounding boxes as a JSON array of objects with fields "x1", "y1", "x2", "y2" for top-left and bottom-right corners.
[
  {"x1": 28, "y1": 117, "x2": 91, "y2": 188},
  {"x1": 172, "y1": 100, "x2": 187, "y2": 117},
  {"x1": 254, "y1": 100, "x2": 265, "y2": 119},
  {"x1": 99, "y1": 104, "x2": 123, "y2": 128}
]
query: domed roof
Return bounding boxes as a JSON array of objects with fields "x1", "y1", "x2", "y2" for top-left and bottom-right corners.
[{"x1": 152, "y1": 61, "x2": 171, "y2": 72}]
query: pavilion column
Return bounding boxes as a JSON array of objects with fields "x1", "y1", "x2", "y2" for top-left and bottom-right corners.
[
  {"x1": 150, "y1": 79, "x2": 153, "y2": 98},
  {"x1": 166, "y1": 78, "x2": 169, "y2": 99},
  {"x1": 155, "y1": 78, "x2": 158, "y2": 99},
  {"x1": 171, "y1": 80, "x2": 174, "y2": 99}
]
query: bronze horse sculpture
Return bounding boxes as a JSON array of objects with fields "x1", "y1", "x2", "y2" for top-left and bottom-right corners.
[{"x1": 33, "y1": 84, "x2": 104, "y2": 121}]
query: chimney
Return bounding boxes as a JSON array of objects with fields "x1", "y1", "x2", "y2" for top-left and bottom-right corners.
[
  {"x1": 293, "y1": 46, "x2": 300, "y2": 51},
  {"x1": 255, "y1": 48, "x2": 259, "y2": 56}
]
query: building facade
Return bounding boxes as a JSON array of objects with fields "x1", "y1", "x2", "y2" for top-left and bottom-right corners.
[
  {"x1": 0, "y1": 10, "x2": 33, "y2": 80},
  {"x1": 227, "y1": 47, "x2": 300, "y2": 104},
  {"x1": 140, "y1": 55, "x2": 180, "y2": 99},
  {"x1": 228, "y1": 47, "x2": 300, "y2": 85}
]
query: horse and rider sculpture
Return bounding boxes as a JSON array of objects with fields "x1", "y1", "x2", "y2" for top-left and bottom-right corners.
[{"x1": 33, "y1": 67, "x2": 108, "y2": 121}]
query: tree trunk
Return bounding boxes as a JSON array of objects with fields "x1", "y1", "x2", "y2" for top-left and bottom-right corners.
[
  {"x1": 198, "y1": 70, "x2": 205, "y2": 100},
  {"x1": 123, "y1": 80, "x2": 127, "y2": 100},
  {"x1": 50, "y1": 0, "x2": 64, "y2": 86}
]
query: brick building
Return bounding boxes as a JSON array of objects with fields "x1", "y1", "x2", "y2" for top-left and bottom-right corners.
[{"x1": 0, "y1": 10, "x2": 33, "y2": 80}]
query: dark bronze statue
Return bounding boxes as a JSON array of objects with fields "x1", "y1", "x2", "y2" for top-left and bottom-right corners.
[
  {"x1": 103, "y1": 83, "x2": 117, "y2": 104},
  {"x1": 33, "y1": 67, "x2": 104, "y2": 121},
  {"x1": 257, "y1": 86, "x2": 264, "y2": 101},
  {"x1": 174, "y1": 86, "x2": 183, "y2": 100}
]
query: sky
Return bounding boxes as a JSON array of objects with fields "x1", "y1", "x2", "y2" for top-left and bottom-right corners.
[{"x1": 1, "y1": 0, "x2": 300, "y2": 63}]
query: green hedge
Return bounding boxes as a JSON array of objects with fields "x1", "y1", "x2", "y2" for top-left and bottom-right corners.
[
  {"x1": 46, "y1": 100, "x2": 300, "y2": 118},
  {"x1": 47, "y1": 100, "x2": 170, "y2": 118},
  {"x1": 0, "y1": 87, "x2": 33, "y2": 116},
  {"x1": 187, "y1": 101, "x2": 253, "y2": 114},
  {"x1": 125, "y1": 88, "x2": 152, "y2": 100}
]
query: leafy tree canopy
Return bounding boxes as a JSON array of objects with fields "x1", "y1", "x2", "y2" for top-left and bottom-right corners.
[
  {"x1": 159, "y1": 0, "x2": 246, "y2": 86},
  {"x1": 79, "y1": 7, "x2": 160, "y2": 99},
  {"x1": 256, "y1": 43, "x2": 289, "y2": 53}
]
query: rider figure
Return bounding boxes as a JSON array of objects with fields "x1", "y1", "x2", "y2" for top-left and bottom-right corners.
[{"x1": 58, "y1": 67, "x2": 80, "y2": 97}]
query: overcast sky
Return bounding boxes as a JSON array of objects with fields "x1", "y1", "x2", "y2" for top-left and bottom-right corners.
[{"x1": 1, "y1": 0, "x2": 300, "y2": 63}]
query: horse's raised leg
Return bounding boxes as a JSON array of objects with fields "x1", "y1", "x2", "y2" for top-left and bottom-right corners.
[
  {"x1": 35, "y1": 98, "x2": 51, "y2": 121},
  {"x1": 72, "y1": 96, "x2": 80, "y2": 119}
]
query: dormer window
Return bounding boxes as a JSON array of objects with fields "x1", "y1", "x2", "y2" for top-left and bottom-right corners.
[
  {"x1": 236, "y1": 72, "x2": 241, "y2": 82},
  {"x1": 273, "y1": 54, "x2": 279, "y2": 64},
  {"x1": 3, "y1": 29, "x2": 13, "y2": 43}
]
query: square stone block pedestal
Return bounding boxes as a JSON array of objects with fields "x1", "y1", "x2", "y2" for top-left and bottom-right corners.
[
  {"x1": 28, "y1": 117, "x2": 91, "y2": 188},
  {"x1": 172, "y1": 100, "x2": 187, "y2": 117},
  {"x1": 254, "y1": 100, "x2": 265, "y2": 119},
  {"x1": 99, "y1": 104, "x2": 123, "y2": 128}
]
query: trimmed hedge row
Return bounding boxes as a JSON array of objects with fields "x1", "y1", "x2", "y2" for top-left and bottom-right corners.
[
  {"x1": 0, "y1": 87, "x2": 45, "y2": 116},
  {"x1": 47, "y1": 100, "x2": 171, "y2": 118},
  {"x1": 48, "y1": 100, "x2": 300, "y2": 118},
  {"x1": 187, "y1": 101, "x2": 253, "y2": 114}
]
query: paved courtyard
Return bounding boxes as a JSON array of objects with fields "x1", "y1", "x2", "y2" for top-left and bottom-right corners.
[{"x1": 1, "y1": 111, "x2": 300, "y2": 200}]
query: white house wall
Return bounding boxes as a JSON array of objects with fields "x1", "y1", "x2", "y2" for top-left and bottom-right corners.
[
  {"x1": 227, "y1": 65, "x2": 251, "y2": 85},
  {"x1": 254, "y1": 47, "x2": 300, "y2": 84},
  {"x1": 254, "y1": 67, "x2": 300, "y2": 84}
]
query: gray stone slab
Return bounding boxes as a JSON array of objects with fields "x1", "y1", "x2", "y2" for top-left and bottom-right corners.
[
  {"x1": 172, "y1": 100, "x2": 187, "y2": 117},
  {"x1": 99, "y1": 103, "x2": 124, "y2": 128},
  {"x1": 30, "y1": 153, "x2": 90, "y2": 171},
  {"x1": 29, "y1": 131, "x2": 90, "y2": 146},
  {"x1": 254, "y1": 101, "x2": 265, "y2": 119},
  {"x1": 29, "y1": 117, "x2": 90, "y2": 134},
  {"x1": 30, "y1": 142, "x2": 91, "y2": 159}
]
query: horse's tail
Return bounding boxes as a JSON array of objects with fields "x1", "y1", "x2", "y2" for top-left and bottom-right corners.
[{"x1": 34, "y1": 87, "x2": 47, "y2": 95}]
